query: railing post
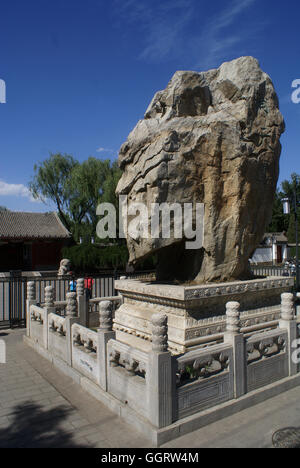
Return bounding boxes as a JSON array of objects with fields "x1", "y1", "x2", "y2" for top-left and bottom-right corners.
[
  {"x1": 279, "y1": 293, "x2": 298, "y2": 376},
  {"x1": 45, "y1": 285, "x2": 55, "y2": 309},
  {"x1": 44, "y1": 286, "x2": 55, "y2": 349},
  {"x1": 97, "y1": 301, "x2": 115, "y2": 391},
  {"x1": 76, "y1": 278, "x2": 85, "y2": 297},
  {"x1": 117, "y1": 276, "x2": 127, "y2": 303},
  {"x1": 224, "y1": 301, "x2": 246, "y2": 398},
  {"x1": 147, "y1": 314, "x2": 173, "y2": 428},
  {"x1": 66, "y1": 292, "x2": 77, "y2": 317},
  {"x1": 65, "y1": 292, "x2": 79, "y2": 365},
  {"x1": 26, "y1": 281, "x2": 36, "y2": 337},
  {"x1": 295, "y1": 293, "x2": 300, "y2": 317},
  {"x1": 77, "y1": 278, "x2": 89, "y2": 327}
]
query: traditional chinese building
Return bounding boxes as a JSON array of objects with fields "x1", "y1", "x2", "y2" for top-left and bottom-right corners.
[
  {"x1": 250, "y1": 232, "x2": 289, "y2": 265},
  {"x1": 0, "y1": 211, "x2": 71, "y2": 272}
]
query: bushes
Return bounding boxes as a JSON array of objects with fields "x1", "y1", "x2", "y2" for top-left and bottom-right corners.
[
  {"x1": 62, "y1": 242, "x2": 158, "y2": 274},
  {"x1": 62, "y1": 244, "x2": 129, "y2": 272}
]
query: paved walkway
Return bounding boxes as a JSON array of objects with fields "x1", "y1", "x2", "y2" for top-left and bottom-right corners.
[
  {"x1": 0, "y1": 329, "x2": 152, "y2": 448},
  {"x1": 1, "y1": 329, "x2": 300, "y2": 448}
]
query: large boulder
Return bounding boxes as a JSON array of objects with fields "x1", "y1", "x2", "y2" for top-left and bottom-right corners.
[{"x1": 116, "y1": 56, "x2": 285, "y2": 283}]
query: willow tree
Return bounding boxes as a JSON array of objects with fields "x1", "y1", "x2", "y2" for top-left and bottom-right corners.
[
  {"x1": 29, "y1": 153, "x2": 122, "y2": 241},
  {"x1": 29, "y1": 153, "x2": 78, "y2": 231}
]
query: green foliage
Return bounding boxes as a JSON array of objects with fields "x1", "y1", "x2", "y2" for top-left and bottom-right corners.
[
  {"x1": 287, "y1": 212, "x2": 300, "y2": 243},
  {"x1": 280, "y1": 173, "x2": 300, "y2": 201},
  {"x1": 29, "y1": 153, "x2": 78, "y2": 231},
  {"x1": 67, "y1": 157, "x2": 111, "y2": 227},
  {"x1": 185, "y1": 365, "x2": 196, "y2": 379},
  {"x1": 101, "y1": 161, "x2": 122, "y2": 206},
  {"x1": 279, "y1": 173, "x2": 300, "y2": 244},
  {"x1": 62, "y1": 243, "x2": 129, "y2": 272},
  {"x1": 267, "y1": 191, "x2": 289, "y2": 233},
  {"x1": 268, "y1": 173, "x2": 300, "y2": 237},
  {"x1": 0, "y1": 206, "x2": 8, "y2": 211},
  {"x1": 29, "y1": 153, "x2": 122, "y2": 242}
]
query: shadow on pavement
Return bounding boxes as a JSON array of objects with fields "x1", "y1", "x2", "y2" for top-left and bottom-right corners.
[{"x1": 0, "y1": 401, "x2": 88, "y2": 448}]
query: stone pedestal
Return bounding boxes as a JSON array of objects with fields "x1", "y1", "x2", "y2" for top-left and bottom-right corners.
[{"x1": 114, "y1": 276, "x2": 294, "y2": 354}]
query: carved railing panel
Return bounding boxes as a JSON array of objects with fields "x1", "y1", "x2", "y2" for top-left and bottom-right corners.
[
  {"x1": 246, "y1": 329, "x2": 289, "y2": 392},
  {"x1": 175, "y1": 343, "x2": 234, "y2": 420},
  {"x1": 30, "y1": 305, "x2": 45, "y2": 325},
  {"x1": 72, "y1": 323, "x2": 98, "y2": 354},
  {"x1": 247, "y1": 333, "x2": 286, "y2": 364},
  {"x1": 108, "y1": 340, "x2": 148, "y2": 379},
  {"x1": 176, "y1": 345, "x2": 231, "y2": 386},
  {"x1": 48, "y1": 313, "x2": 66, "y2": 337}
]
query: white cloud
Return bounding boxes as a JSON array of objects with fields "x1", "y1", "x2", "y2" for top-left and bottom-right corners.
[
  {"x1": 210, "y1": 0, "x2": 257, "y2": 32},
  {"x1": 113, "y1": 0, "x2": 194, "y2": 62},
  {"x1": 196, "y1": 0, "x2": 259, "y2": 69},
  {"x1": 0, "y1": 180, "x2": 37, "y2": 202},
  {"x1": 96, "y1": 147, "x2": 115, "y2": 154},
  {"x1": 112, "y1": 0, "x2": 261, "y2": 69}
]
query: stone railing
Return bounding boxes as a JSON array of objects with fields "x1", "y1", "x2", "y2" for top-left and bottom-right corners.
[
  {"x1": 72, "y1": 323, "x2": 101, "y2": 384},
  {"x1": 29, "y1": 304, "x2": 48, "y2": 349},
  {"x1": 246, "y1": 328, "x2": 288, "y2": 392},
  {"x1": 177, "y1": 346, "x2": 232, "y2": 384},
  {"x1": 49, "y1": 313, "x2": 67, "y2": 336},
  {"x1": 107, "y1": 339, "x2": 149, "y2": 420},
  {"x1": 175, "y1": 342, "x2": 234, "y2": 419},
  {"x1": 53, "y1": 301, "x2": 68, "y2": 316},
  {"x1": 72, "y1": 323, "x2": 98, "y2": 353},
  {"x1": 246, "y1": 331, "x2": 286, "y2": 364},
  {"x1": 108, "y1": 340, "x2": 148, "y2": 377},
  {"x1": 174, "y1": 295, "x2": 299, "y2": 421},
  {"x1": 88, "y1": 296, "x2": 122, "y2": 328},
  {"x1": 30, "y1": 304, "x2": 45, "y2": 324},
  {"x1": 25, "y1": 285, "x2": 300, "y2": 436}
]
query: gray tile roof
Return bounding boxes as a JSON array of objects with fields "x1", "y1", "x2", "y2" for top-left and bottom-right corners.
[
  {"x1": 0, "y1": 211, "x2": 71, "y2": 240},
  {"x1": 264, "y1": 232, "x2": 288, "y2": 243}
]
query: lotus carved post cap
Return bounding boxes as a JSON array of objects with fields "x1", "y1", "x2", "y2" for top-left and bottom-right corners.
[
  {"x1": 280, "y1": 293, "x2": 294, "y2": 321},
  {"x1": 76, "y1": 278, "x2": 85, "y2": 297},
  {"x1": 27, "y1": 281, "x2": 36, "y2": 301},
  {"x1": 66, "y1": 292, "x2": 77, "y2": 317},
  {"x1": 45, "y1": 285, "x2": 54, "y2": 307},
  {"x1": 226, "y1": 301, "x2": 241, "y2": 333},
  {"x1": 99, "y1": 300, "x2": 113, "y2": 331},
  {"x1": 151, "y1": 313, "x2": 168, "y2": 352}
]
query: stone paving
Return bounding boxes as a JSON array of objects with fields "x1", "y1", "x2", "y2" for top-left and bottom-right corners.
[
  {"x1": 0, "y1": 329, "x2": 152, "y2": 448},
  {"x1": 1, "y1": 329, "x2": 300, "y2": 448}
]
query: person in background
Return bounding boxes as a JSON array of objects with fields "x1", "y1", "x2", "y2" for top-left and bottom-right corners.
[
  {"x1": 69, "y1": 273, "x2": 77, "y2": 292},
  {"x1": 84, "y1": 275, "x2": 94, "y2": 300}
]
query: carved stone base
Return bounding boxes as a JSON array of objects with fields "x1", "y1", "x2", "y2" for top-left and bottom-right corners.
[{"x1": 114, "y1": 277, "x2": 294, "y2": 354}]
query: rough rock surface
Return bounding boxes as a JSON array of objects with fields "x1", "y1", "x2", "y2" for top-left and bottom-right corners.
[{"x1": 116, "y1": 57, "x2": 285, "y2": 283}]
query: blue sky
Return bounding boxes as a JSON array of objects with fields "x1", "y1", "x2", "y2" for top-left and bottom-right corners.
[{"x1": 0, "y1": 0, "x2": 299, "y2": 212}]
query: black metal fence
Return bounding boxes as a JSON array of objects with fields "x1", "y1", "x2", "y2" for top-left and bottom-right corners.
[
  {"x1": 0, "y1": 270, "x2": 155, "y2": 329},
  {"x1": 0, "y1": 277, "x2": 27, "y2": 328},
  {"x1": 251, "y1": 265, "x2": 286, "y2": 277},
  {"x1": 251, "y1": 265, "x2": 299, "y2": 278}
]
